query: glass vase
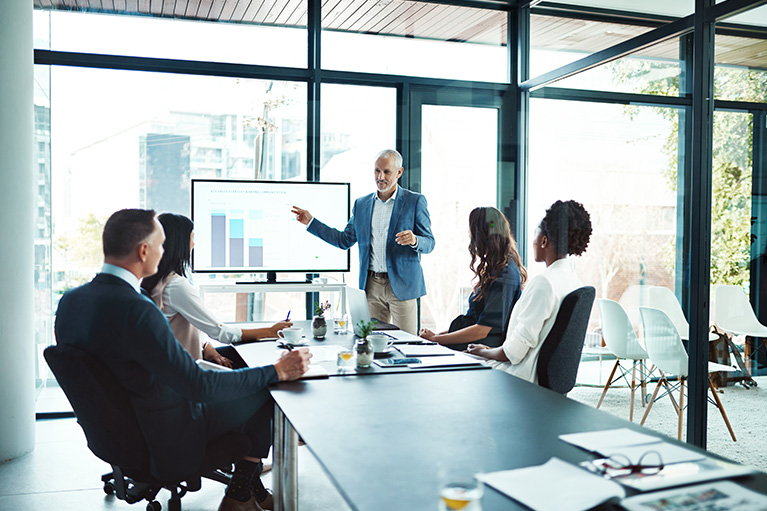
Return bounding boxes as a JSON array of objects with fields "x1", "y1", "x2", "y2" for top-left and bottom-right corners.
[{"x1": 355, "y1": 338, "x2": 374, "y2": 368}]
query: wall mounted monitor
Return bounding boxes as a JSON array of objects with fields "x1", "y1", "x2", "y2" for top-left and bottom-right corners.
[{"x1": 191, "y1": 179, "x2": 350, "y2": 274}]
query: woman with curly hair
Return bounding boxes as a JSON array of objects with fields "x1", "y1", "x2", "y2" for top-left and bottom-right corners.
[
  {"x1": 467, "y1": 200, "x2": 592, "y2": 383},
  {"x1": 419, "y1": 206, "x2": 526, "y2": 351}
]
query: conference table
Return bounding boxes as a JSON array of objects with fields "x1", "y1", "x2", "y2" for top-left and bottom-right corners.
[{"x1": 233, "y1": 322, "x2": 767, "y2": 511}]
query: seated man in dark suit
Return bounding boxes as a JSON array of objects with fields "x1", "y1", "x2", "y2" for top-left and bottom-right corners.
[{"x1": 54, "y1": 209, "x2": 311, "y2": 511}]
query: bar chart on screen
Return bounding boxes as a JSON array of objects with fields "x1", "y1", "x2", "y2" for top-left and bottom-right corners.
[{"x1": 192, "y1": 179, "x2": 350, "y2": 274}]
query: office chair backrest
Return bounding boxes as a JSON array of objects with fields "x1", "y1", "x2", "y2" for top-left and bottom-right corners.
[
  {"x1": 44, "y1": 345, "x2": 149, "y2": 470},
  {"x1": 648, "y1": 286, "x2": 690, "y2": 340},
  {"x1": 537, "y1": 286, "x2": 596, "y2": 394},
  {"x1": 639, "y1": 307, "x2": 689, "y2": 377},
  {"x1": 596, "y1": 298, "x2": 647, "y2": 360}
]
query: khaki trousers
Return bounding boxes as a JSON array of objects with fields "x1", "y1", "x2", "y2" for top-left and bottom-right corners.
[{"x1": 365, "y1": 273, "x2": 418, "y2": 334}]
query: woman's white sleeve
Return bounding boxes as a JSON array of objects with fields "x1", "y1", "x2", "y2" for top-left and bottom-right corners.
[{"x1": 164, "y1": 277, "x2": 242, "y2": 344}]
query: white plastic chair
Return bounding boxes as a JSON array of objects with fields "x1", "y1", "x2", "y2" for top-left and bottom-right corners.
[
  {"x1": 715, "y1": 285, "x2": 767, "y2": 338},
  {"x1": 617, "y1": 284, "x2": 652, "y2": 331},
  {"x1": 596, "y1": 299, "x2": 653, "y2": 422},
  {"x1": 639, "y1": 307, "x2": 737, "y2": 441},
  {"x1": 715, "y1": 285, "x2": 767, "y2": 375},
  {"x1": 648, "y1": 286, "x2": 719, "y2": 342}
]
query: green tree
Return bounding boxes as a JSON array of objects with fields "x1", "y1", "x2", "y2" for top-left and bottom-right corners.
[
  {"x1": 609, "y1": 58, "x2": 766, "y2": 287},
  {"x1": 54, "y1": 213, "x2": 106, "y2": 288}
]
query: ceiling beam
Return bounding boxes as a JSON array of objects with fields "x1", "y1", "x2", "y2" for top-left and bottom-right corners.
[{"x1": 520, "y1": 14, "x2": 694, "y2": 90}]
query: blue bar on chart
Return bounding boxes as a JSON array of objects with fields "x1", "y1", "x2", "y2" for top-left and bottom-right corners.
[
  {"x1": 249, "y1": 238, "x2": 264, "y2": 267},
  {"x1": 229, "y1": 212, "x2": 244, "y2": 267},
  {"x1": 211, "y1": 210, "x2": 226, "y2": 268}
]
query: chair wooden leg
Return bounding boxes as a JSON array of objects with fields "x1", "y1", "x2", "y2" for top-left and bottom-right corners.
[
  {"x1": 597, "y1": 360, "x2": 620, "y2": 409},
  {"x1": 640, "y1": 360, "x2": 648, "y2": 408},
  {"x1": 640, "y1": 378, "x2": 664, "y2": 425},
  {"x1": 629, "y1": 361, "x2": 637, "y2": 422},
  {"x1": 708, "y1": 377, "x2": 737, "y2": 442},
  {"x1": 663, "y1": 379, "x2": 680, "y2": 416},
  {"x1": 677, "y1": 376, "x2": 685, "y2": 441}
]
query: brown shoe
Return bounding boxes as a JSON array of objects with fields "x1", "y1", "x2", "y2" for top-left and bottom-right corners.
[
  {"x1": 256, "y1": 490, "x2": 274, "y2": 510},
  {"x1": 218, "y1": 495, "x2": 260, "y2": 511}
]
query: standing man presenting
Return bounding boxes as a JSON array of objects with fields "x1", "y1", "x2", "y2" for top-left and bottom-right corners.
[{"x1": 291, "y1": 149, "x2": 435, "y2": 334}]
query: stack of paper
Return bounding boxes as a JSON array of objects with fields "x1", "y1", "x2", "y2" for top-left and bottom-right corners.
[
  {"x1": 559, "y1": 428, "x2": 756, "y2": 491},
  {"x1": 476, "y1": 458, "x2": 625, "y2": 511}
]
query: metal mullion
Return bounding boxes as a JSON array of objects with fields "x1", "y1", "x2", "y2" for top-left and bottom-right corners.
[
  {"x1": 715, "y1": 99, "x2": 767, "y2": 112},
  {"x1": 530, "y1": 86, "x2": 691, "y2": 108},
  {"x1": 34, "y1": 49, "x2": 312, "y2": 81},
  {"x1": 319, "y1": 68, "x2": 509, "y2": 91},
  {"x1": 521, "y1": 14, "x2": 694, "y2": 91},
  {"x1": 514, "y1": 3, "x2": 529, "y2": 261},
  {"x1": 306, "y1": 0, "x2": 321, "y2": 319},
  {"x1": 752, "y1": 112, "x2": 767, "y2": 322},
  {"x1": 706, "y1": 0, "x2": 767, "y2": 23},
  {"x1": 685, "y1": 0, "x2": 716, "y2": 449}
]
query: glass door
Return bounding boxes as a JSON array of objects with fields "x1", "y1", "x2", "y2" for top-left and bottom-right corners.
[{"x1": 407, "y1": 88, "x2": 507, "y2": 332}]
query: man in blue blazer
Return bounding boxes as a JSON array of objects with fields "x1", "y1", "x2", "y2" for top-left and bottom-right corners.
[
  {"x1": 291, "y1": 149, "x2": 435, "y2": 333},
  {"x1": 55, "y1": 209, "x2": 311, "y2": 511}
]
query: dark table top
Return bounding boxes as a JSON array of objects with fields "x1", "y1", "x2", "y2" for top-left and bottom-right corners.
[{"x1": 270, "y1": 369, "x2": 767, "y2": 511}]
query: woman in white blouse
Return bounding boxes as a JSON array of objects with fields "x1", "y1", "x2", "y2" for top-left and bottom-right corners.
[
  {"x1": 466, "y1": 200, "x2": 592, "y2": 383},
  {"x1": 141, "y1": 213, "x2": 292, "y2": 368}
]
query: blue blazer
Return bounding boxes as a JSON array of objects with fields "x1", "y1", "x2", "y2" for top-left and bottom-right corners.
[
  {"x1": 54, "y1": 273, "x2": 278, "y2": 481},
  {"x1": 307, "y1": 187, "x2": 435, "y2": 301}
]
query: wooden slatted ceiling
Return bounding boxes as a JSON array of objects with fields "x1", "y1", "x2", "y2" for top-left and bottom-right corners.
[
  {"x1": 30, "y1": 0, "x2": 767, "y2": 65},
  {"x1": 33, "y1": 0, "x2": 508, "y2": 44}
]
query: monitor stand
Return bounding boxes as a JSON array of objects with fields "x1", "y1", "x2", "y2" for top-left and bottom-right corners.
[{"x1": 236, "y1": 272, "x2": 313, "y2": 285}]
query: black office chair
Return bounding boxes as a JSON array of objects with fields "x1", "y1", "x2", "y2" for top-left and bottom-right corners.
[
  {"x1": 537, "y1": 286, "x2": 596, "y2": 395},
  {"x1": 44, "y1": 345, "x2": 249, "y2": 511}
]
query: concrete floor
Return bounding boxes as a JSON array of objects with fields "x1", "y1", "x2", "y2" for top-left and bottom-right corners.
[{"x1": 0, "y1": 418, "x2": 351, "y2": 511}]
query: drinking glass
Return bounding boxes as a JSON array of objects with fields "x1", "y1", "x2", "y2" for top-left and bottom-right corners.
[
  {"x1": 334, "y1": 313, "x2": 350, "y2": 334},
  {"x1": 336, "y1": 349, "x2": 354, "y2": 373},
  {"x1": 439, "y1": 481, "x2": 483, "y2": 511}
]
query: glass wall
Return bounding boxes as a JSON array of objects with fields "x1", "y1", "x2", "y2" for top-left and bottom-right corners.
[
  {"x1": 34, "y1": 9, "x2": 308, "y2": 67},
  {"x1": 528, "y1": 98, "x2": 679, "y2": 333},
  {"x1": 319, "y1": 84, "x2": 397, "y2": 301},
  {"x1": 419, "y1": 105, "x2": 498, "y2": 331},
  {"x1": 322, "y1": 2, "x2": 508, "y2": 82},
  {"x1": 36, "y1": 65, "x2": 307, "y2": 411}
]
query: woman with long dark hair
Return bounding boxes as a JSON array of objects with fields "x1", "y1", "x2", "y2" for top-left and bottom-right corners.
[
  {"x1": 419, "y1": 206, "x2": 526, "y2": 351},
  {"x1": 141, "y1": 213, "x2": 292, "y2": 368},
  {"x1": 467, "y1": 199, "x2": 592, "y2": 383}
]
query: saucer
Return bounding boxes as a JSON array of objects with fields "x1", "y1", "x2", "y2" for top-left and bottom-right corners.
[{"x1": 374, "y1": 347, "x2": 395, "y2": 358}]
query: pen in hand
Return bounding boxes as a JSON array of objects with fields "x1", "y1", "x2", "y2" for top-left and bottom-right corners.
[{"x1": 285, "y1": 310, "x2": 291, "y2": 321}]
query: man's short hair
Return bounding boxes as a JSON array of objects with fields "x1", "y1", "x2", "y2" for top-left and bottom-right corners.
[
  {"x1": 103, "y1": 209, "x2": 158, "y2": 259},
  {"x1": 376, "y1": 149, "x2": 403, "y2": 169}
]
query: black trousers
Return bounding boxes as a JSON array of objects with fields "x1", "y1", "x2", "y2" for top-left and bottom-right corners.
[{"x1": 203, "y1": 346, "x2": 273, "y2": 458}]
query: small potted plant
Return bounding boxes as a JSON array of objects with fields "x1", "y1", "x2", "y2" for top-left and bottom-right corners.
[
  {"x1": 355, "y1": 319, "x2": 377, "y2": 368},
  {"x1": 312, "y1": 300, "x2": 330, "y2": 339}
]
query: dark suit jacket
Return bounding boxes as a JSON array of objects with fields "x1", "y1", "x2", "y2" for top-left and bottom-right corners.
[
  {"x1": 54, "y1": 273, "x2": 278, "y2": 481},
  {"x1": 307, "y1": 187, "x2": 435, "y2": 301}
]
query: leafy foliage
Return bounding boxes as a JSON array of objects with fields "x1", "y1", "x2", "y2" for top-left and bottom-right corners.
[{"x1": 609, "y1": 58, "x2": 766, "y2": 287}]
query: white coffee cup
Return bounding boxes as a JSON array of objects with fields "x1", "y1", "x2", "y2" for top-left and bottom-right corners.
[
  {"x1": 368, "y1": 333, "x2": 393, "y2": 353},
  {"x1": 278, "y1": 327, "x2": 303, "y2": 343}
]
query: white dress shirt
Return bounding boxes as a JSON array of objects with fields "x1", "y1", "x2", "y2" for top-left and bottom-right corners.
[
  {"x1": 161, "y1": 274, "x2": 243, "y2": 345},
  {"x1": 101, "y1": 263, "x2": 141, "y2": 293},
  {"x1": 369, "y1": 187, "x2": 397, "y2": 273},
  {"x1": 490, "y1": 258, "x2": 582, "y2": 383}
]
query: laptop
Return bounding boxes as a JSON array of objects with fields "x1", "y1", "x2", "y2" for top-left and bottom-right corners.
[{"x1": 346, "y1": 286, "x2": 417, "y2": 340}]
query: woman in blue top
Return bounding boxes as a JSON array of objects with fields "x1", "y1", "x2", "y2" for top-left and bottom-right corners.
[{"x1": 419, "y1": 206, "x2": 526, "y2": 351}]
